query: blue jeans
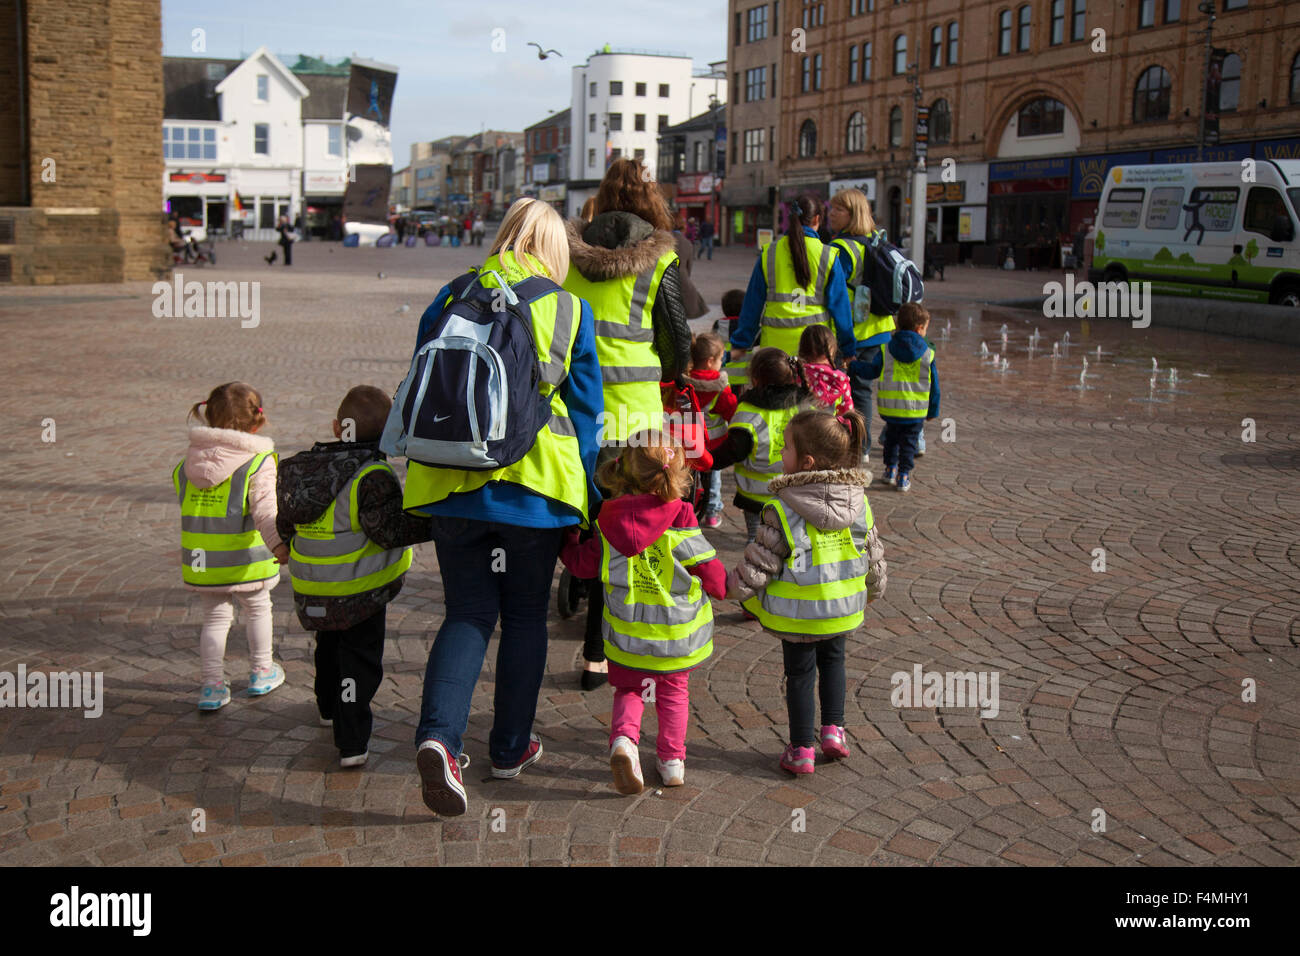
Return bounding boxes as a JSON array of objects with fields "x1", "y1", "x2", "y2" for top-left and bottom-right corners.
[
  {"x1": 705, "y1": 469, "x2": 723, "y2": 514},
  {"x1": 849, "y1": 354, "x2": 874, "y2": 455},
  {"x1": 416, "y1": 518, "x2": 563, "y2": 765},
  {"x1": 701, "y1": 236, "x2": 714, "y2": 260},
  {"x1": 880, "y1": 419, "x2": 925, "y2": 476}
]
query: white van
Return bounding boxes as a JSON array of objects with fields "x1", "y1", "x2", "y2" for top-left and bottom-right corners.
[{"x1": 1089, "y1": 160, "x2": 1300, "y2": 307}]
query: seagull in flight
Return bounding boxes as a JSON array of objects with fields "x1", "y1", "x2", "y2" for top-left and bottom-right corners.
[{"x1": 528, "y1": 42, "x2": 562, "y2": 60}]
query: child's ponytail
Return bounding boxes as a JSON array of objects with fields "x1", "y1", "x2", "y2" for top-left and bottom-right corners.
[
  {"x1": 189, "y1": 382, "x2": 266, "y2": 433},
  {"x1": 597, "y1": 432, "x2": 692, "y2": 503}
]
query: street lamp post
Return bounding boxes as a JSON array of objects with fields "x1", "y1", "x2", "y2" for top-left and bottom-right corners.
[
  {"x1": 904, "y1": 63, "x2": 926, "y2": 275},
  {"x1": 1196, "y1": 1, "x2": 1217, "y2": 161}
]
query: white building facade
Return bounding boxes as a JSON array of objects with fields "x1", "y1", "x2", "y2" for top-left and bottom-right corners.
[{"x1": 567, "y1": 50, "x2": 698, "y2": 217}]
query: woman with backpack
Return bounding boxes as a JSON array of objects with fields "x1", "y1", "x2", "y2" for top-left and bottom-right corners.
[
  {"x1": 562, "y1": 157, "x2": 693, "y2": 690},
  {"x1": 730, "y1": 193, "x2": 856, "y2": 366},
  {"x1": 829, "y1": 188, "x2": 895, "y2": 460},
  {"x1": 398, "y1": 198, "x2": 605, "y2": 817}
]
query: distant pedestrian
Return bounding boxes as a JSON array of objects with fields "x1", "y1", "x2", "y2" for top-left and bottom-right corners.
[
  {"x1": 727, "y1": 407, "x2": 886, "y2": 776},
  {"x1": 276, "y1": 215, "x2": 295, "y2": 266},
  {"x1": 396, "y1": 217, "x2": 407, "y2": 243},
  {"x1": 472, "y1": 215, "x2": 485, "y2": 246},
  {"x1": 559, "y1": 434, "x2": 726, "y2": 791},
  {"x1": 174, "y1": 382, "x2": 288, "y2": 712},
  {"x1": 699, "y1": 218, "x2": 714, "y2": 260}
]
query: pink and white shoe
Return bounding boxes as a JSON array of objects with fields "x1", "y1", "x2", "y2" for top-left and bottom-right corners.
[
  {"x1": 779, "y1": 744, "x2": 816, "y2": 775},
  {"x1": 820, "y1": 725, "x2": 849, "y2": 759}
]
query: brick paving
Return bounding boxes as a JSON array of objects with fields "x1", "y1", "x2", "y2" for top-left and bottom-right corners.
[{"x1": 0, "y1": 237, "x2": 1298, "y2": 867}]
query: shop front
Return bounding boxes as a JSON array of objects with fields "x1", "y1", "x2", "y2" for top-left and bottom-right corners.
[
  {"x1": 675, "y1": 173, "x2": 721, "y2": 239},
  {"x1": 164, "y1": 172, "x2": 229, "y2": 240},
  {"x1": 900, "y1": 163, "x2": 987, "y2": 263},
  {"x1": 777, "y1": 180, "x2": 830, "y2": 233},
  {"x1": 539, "y1": 183, "x2": 567, "y2": 215},
  {"x1": 987, "y1": 157, "x2": 1070, "y2": 268},
  {"x1": 721, "y1": 183, "x2": 772, "y2": 247},
  {"x1": 303, "y1": 171, "x2": 347, "y2": 239}
]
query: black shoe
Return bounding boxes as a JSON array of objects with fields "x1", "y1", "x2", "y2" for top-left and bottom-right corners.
[
  {"x1": 580, "y1": 668, "x2": 607, "y2": 691},
  {"x1": 556, "y1": 568, "x2": 583, "y2": 620}
]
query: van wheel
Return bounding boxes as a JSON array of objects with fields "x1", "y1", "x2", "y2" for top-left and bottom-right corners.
[
  {"x1": 1103, "y1": 265, "x2": 1127, "y2": 284},
  {"x1": 1269, "y1": 281, "x2": 1300, "y2": 308}
]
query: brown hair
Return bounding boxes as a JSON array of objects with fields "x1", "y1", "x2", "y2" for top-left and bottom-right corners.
[
  {"x1": 798, "y1": 324, "x2": 838, "y2": 367},
  {"x1": 829, "y1": 187, "x2": 876, "y2": 236},
  {"x1": 785, "y1": 408, "x2": 866, "y2": 471},
  {"x1": 896, "y1": 302, "x2": 931, "y2": 332},
  {"x1": 690, "y1": 332, "x2": 724, "y2": 370},
  {"x1": 748, "y1": 346, "x2": 806, "y2": 391},
  {"x1": 721, "y1": 288, "x2": 745, "y2": 317},
  {"x1": 592, "y1": 158, "x2": 673, "y2": 232},
  {"x1": 785, "y1": 192, "x2": 825, "y2": 288},
  {"x1": 595, "y1": 430, "x2": 691, "y2": 503},
  {"x1": 337, "y1": 385, "x2": 392, "y2": 442},
  {"x1": 188, "y1": 382, "x2": 266, "y2": 433},
  {"x1": 579, "y1": 196, "x2": 597, "y2": 222}
]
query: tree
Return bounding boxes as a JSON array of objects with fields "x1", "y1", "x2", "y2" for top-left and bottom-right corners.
[
  {"x1": 1244, "y1": 238, "x2": 1259, "y2": 265},
  {"x1": 1153, "y1": 246, "x2": 1173, "y2": 262},
  {"x1": 1094, "y1": 231, "x2": 1106, "y2": 254}
]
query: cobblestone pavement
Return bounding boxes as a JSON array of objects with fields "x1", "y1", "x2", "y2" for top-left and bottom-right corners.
[{"x1": 1, "y1": 240, "x2": 1297, "y2": 866}]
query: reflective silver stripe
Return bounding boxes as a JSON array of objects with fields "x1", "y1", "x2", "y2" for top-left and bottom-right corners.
[
  {"x1": 628, "y1": 264, "x2": 657, "y2": 329},
  {"x1": 762, "y1": 311, "x2": 830, "y2": 327},
  {"x1": 290, "y1": 548, "x2": 396, "y2": 583},
  {"x1": 605, "y1": 551, "x2": 707, "y2": 627},
  {"x1": 179, "y1": 545, "x2": 272, "y2": 568},
  {"x1": 758, "y1": 591, "x2": 865, "y2": 621},
  {"x1": 548, "y1": 412, "x2": 577, "y2": 437},
  {"x1": 593, "y1": 319, "x2": 654, "y2": 343},
  {"x1": 879, "y1": 351, "x2": 932, "y2": 411},
  {"x1": 605, "y1": 616, "x2": 713, "y2": 658},
  {"x1": 764, "y1": 241, "x2": 778, "y2": 303},
  {"x1": 292, "y1": 529, "x2": 369, "y2": 557},
  {"x1": 601, "y1": 365, "x2": 661, "y2": 384},
  {"x1": 672, "y1": 532, "x2": 715, "y2": 564},
  {"x1": 813, "y1": 244, "x2": 833, "y2": 301},
  {"x1": 177, "y1": 455, "x2": 265, "y2": 533},
  {"x1": 540, "y1": 292, "x2": 574, "y2": 386},
  {"x1": 735, "y1": 470, "x2": 776, "y2": 496}
]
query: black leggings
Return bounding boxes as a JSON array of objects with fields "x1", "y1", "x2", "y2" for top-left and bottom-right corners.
[{"x1": 781, "y1": 635, "x2": 847, "y2": 747}]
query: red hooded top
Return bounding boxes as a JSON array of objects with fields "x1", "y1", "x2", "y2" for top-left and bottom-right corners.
[{"x1": 561, "y1": 493, "x2": 726, "y2": 599}]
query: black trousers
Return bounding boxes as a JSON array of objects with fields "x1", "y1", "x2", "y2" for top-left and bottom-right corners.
[
  {"x1": 880, "y1": 418, "x2": 924, "y2": 476},
  {"x1": 781, "y1": 635, "x2": 847, "y2": 747},
  {"x1": 315, "y1": 607, "x2": 385, "y2": 757},
  {"x1": 281, "y1": 241, "x2": 292, "y2": 266}
]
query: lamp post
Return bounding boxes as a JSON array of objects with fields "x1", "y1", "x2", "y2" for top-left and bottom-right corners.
[
  {"x1": 904, "y1": 62, "x2": 926, "y2": 274},
  {"x1": 1196, "y1": 1, "x2": 1217, "y2": 161}
]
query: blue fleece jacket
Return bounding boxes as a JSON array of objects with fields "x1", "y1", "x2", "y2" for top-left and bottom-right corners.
[
  {"x1": 411, "y1": 273, "x2": 604, "y2": 528},
  {"x1": 731, "y1": 227, "x2": 856, "y2": 356},
  {"x1": 852, "y1": 329, "x2": 941, "y2": 420}
]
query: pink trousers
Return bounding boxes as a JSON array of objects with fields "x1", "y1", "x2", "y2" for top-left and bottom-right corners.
[{"x1": 607, "y1": 661, "x2": 693, "y2": 761}]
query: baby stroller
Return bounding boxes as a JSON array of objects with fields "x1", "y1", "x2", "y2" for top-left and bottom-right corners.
[{"x1": 556, "y1": 381, "x2": 713, "y2": 619}]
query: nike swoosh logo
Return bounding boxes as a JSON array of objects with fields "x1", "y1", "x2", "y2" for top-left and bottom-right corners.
[{"x1": 433, "y1": 414, "x2": 450, "y2": 423}]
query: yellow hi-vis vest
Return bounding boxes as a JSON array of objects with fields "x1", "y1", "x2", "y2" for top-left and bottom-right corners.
[
  {"x1": 724, "y1": 355, "x2": 750, "y2": 393},
  {"x1": 876, "y1": 345, "x2": 934, "y2": 419},
  {"x1": 832, "y1": 234, "x2": 897, "y2": 344},
  {"x1": 600, "y1": 524, "x2": 716, "y2": 673},
  {"x1": 563, "y1": 249, "x2": 677, "y2": 443},
  {"x1": 289, "y1": 460, "x2": 413, "y2": 603},
  {"x1": 403, "y1": 252, "x2": 591, "y2": 523},
  {"x1": 728, "y1": 400, "x2": 813, "y2": 505},
  {"x1": 174, "y1": 451, "x2": 279, "y2": 586},
  {"x1": 758, "y1": 234, "x2": 838, "y2": 356},
  {"x1": 742, "y1": 496, "x2": 872, "y2": 636}
]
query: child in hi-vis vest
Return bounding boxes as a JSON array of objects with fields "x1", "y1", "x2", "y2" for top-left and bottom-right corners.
[
  {"x1": 174, "y1": 382, "x2": 288, "y2": 711},
  {"x1": 683, "y1": 332, "x2": 739, "y2": 529},
  {"x1": 727, "y1": 408, "x2": 887, "y2": 775},
  {"x1": 276, "y1": 386, "x2": 432, "y2": 768},
  {"x1": 560, "y1": 432, "x2": 725, "y2": 793}
]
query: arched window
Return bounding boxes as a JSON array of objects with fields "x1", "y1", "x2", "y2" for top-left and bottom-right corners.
[
  {"x1": 947, "y1": 21, "x2": 959, "y2": 64},
  {"x1": 894, "y1": 34, "x2": 908, "y2": 74},
  {"x1": 930, "y1": 25, "x2": 942, "y2": 68},
  {"x1": 1017, "y1": 4, "x2": 1032, "y2": 51},
  {"x1": 1018, "y1": 97, "x2": 1065, "y2": 136},
  {"x1": 930, "y1": 99, "x2": 952, "y2": 144},
  {"x1": 799, "y1": 119, "x2": 818, "y2": 157},
  {"x1": 1220, "y1": 52, "x2": 1241, "y2": 112},
  {"x1": 1133, "y1": 66, "x2": 1171, "y2": 122},
  {"x1": 889, "y1": 106, "x2": 903, "y2": 146},
  {"x1": 1291, "y1": 51, "x2": 1300, "y2": 105},
  {"x1": 998, "y1": 10, "x2": 1012, "y2": 55},
  {"x1": 845, "y1": 111, "x2": 866, "y2": 152}
]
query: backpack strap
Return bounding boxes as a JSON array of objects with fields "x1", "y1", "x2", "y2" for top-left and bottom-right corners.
[
  {"x1": 447, "y1": 268, "x2": 479, "y2": 300},
  {"x1": 511, "y1": 275, "x2": 562, "y2": 303}
]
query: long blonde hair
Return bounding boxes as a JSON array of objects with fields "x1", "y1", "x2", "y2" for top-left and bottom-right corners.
[
  {"x1": 830, "y1": 187, "x2": 876, "y2": 236},
  {"x1": 489, "y1": 198, "x2": 570, "y2": 279}
]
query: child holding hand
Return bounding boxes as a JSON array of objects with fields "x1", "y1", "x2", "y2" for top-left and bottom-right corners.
[
  {"x1": 560, "y1": 432, "x2": 725, "y2": 793},
  {"x1": 728, "y1": 408, "x2": 887, "y2": 775}
]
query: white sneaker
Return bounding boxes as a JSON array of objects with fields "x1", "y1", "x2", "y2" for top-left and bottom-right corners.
[
  {"x1": 656, "y1": 757, "x2": 685, "y2": 787},
  {"x1": 609, "y1": 736, "x2": 644, "y2": 795},
  {"x1": 339, "y1": 751, "x2": 368, "y2": 768}
]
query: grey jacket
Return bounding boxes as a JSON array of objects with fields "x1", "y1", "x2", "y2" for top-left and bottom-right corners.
[{"x1": 727, "y1": 468, "x2": 887, "y2": 643}]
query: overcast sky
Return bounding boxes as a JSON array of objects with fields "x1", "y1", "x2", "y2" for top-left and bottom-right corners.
[{"x1": 162, "y1": 0, "x2": 727, "y2": 166}]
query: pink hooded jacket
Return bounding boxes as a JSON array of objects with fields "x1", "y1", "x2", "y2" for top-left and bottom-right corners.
[{"x1": 178, "y1": 426, "x2": 283, "y2": 594}]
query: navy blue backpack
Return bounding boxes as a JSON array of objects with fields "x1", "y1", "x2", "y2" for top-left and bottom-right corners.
[{"x1": 381, "y1": 269, "x2": 559, "y2": 471}]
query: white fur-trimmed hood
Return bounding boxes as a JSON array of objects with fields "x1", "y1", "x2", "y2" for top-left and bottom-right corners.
[
  {"x1": 183, "y1": 426, "x2": 275, "y2": 488},
  {"x1": 767, "y1": 468, "x2": 871, "y2": 530}
]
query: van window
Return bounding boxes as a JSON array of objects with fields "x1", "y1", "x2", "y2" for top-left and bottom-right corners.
[
  {"x1": 1243, "y1": 187, "x2": 1289, "y2": 237},
  {"x1": 1185, "y1": 187, "x2": 1239, "y2": 232},
  {"x1": 1102, "y1": 188, "x2": 1145, "y2": 228},
  {"x1": 1145, "y1": 186, "x2": 1183, "y2": 229}
]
